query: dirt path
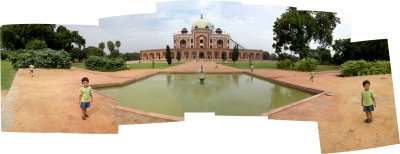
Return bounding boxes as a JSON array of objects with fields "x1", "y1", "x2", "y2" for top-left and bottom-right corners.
[
  {"x1": 1, "y1": 61, "x2": 398, "y2": 152},
  {"x1": 1, "y1": 90, "x2": 8, "y2": 104},
  {"x1": 266, "y1": 71, "x2": 399, "y2": 153}
]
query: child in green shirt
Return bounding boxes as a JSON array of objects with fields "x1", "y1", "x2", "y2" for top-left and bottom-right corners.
[
  {"x1": 29, "y1": 64, "x2": 35, "y2": 77},
  {"x1": 79, "y1": 77, "x2": 93, "y2": 120},
  {"x1": 361, "y1": 80, "x2": 377, "y2": 123}
]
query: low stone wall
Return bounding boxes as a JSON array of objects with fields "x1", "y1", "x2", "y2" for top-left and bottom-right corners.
[
  {"x1": 114, "y1": 106, "x2": 183, "y2": 125},
  {"x1": 92, "y1": 70, "x2": 325, "y2": 125},
  {"x1": 1, "y1": 69, "x2": 22, "y2": 131}
]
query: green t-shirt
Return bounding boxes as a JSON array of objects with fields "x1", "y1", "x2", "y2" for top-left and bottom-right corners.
[
  {"x1": 361, "y1": 90, "x2": 374, "y2": 106},
  {"x1": 79, "y1": 86, "x2": 92, "y2": 103},
  {"x1": 29, "y1": 65, "x2": 35, "y2": 70}
]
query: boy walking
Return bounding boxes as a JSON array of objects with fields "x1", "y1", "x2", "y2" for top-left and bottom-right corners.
[
  {"x1": 361, "y1": 80, "x2": 376, "y2": 123},
  {"x1": 250, "y1": 64, "x2": 254, "y2": 72},
  {"x1": 79, "y1": 77, "x2": 93, "y2": 120},
  {"x1": 29, "y1": 64, "x2": 35, "y2": 77},
  {"x1": 310, "y1": 70, "x2": 315, "y2": 82}
]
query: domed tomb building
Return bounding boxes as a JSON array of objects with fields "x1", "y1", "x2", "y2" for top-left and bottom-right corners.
[{"x1": 140, "y1": 14, "x2": 263, "y2": 60}]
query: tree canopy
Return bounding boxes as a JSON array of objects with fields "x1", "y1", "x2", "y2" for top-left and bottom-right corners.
[
  {"x1": 232, "y1": 44, "x2": 239, "y2": 64},
  {"x1": 166, "y1": 45, "x2": 172, "y2": 65},
  {"x1": 332, "y1": 38, "x2": 389, "y2": 65},
  {"x1": 0, "y1": 24, "x2": 85, "y2": 51},
  {"x1": 272, "y1": 7, "x2": 340, "y2": 59}
]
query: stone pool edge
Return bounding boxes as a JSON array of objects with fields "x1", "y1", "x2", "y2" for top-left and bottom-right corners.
[{"x1": 90, "y1": 70, "x2": 325, "y2": 123}]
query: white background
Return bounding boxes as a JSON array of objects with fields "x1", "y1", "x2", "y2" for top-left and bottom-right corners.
[{"x1": 1, "y1": 0, "x2": 399, "y2": 153}]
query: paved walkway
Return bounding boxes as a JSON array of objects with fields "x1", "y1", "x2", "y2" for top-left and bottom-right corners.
[{"x1": 1, "y1": 61, "x2": 398, "y2": 153}]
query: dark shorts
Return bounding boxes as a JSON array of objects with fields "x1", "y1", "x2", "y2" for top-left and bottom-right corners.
[
  {"x1": 363, "y1": 105, "x2": 374, "y2": 112},
  {"x1": 30, "y1": 70, "x2": 33, "y2": 73},
  {"x1": 80, "y1": 102, "x2": 90, "y2": 109}
]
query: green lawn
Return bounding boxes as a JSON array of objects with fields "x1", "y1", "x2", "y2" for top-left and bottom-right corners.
[
  {"x1": 71, "y1": 63, "x2": 85, "y2": 69},
  {"x1": 1, "y1": 61, "x2": 17, "y2": 90},
  {"x1": 315, "y1": 65, "x2": 340, "y2": 71},
  {"x1": 127, "y1": 62, "x2": 181, "y2": 69},
  {"x1": 222, "y1": 61, "x2": 276, "y2": 69},
  {"x1": 221, "y1": 61, "x2": 339, "y2": 71},
  {"x1": 71, "y1": 62, "x2": 182, "y2": 70}
]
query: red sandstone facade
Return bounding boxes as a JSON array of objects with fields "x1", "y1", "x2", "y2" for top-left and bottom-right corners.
[{"x1": 140, "y1": 15, "x2": 263, "y2": 60}]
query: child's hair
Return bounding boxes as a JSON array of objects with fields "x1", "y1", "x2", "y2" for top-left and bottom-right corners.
[
  {"x1": 362, "y1": 80, "x2": 370, "y2": 86},
  {"x1": 81, "y1": 77, "x2": 89, "y2": 83}
]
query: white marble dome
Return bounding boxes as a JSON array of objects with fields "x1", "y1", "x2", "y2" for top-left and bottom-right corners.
[{"x1": 192, "y1": 14, "x2": 212, "y2": 29}]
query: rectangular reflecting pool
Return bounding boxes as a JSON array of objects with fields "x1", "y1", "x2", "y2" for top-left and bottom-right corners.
[{"x1": 97, "y1": 73, "x2": 314, "y2": 116}]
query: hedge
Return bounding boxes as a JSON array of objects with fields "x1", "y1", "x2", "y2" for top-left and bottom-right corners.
[
  {"x1": 295, "y1": 58, "x2": 319, "y2": 72},
  {"x1": 277, "y1": 58, "x2": 318, "y2": 72},
  {"x1": 340, "y1": 60, "x2": 391, "y2": 77},
  {"x1": 9, "y1": 49, "x2": 71, "y2": 69},
  {"x1": 276, "y1": 59, "x2": 294, "y2": 70},
  {"x1": 84, "y1": 56, "x2": 127, "y2": 72}
]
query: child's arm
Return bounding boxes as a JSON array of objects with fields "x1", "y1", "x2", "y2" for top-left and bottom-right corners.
[
  {"x1": 90, "y1": 90, "x2": 94, "y2": 104},
  {"x1": 361, "y1": 94, "x2": 364, "y2": 106},
  {"x1": 372, "y1": 96, "x2": 376, "y2": 107},
  {"x1": 79, "y1": 95, "x2": 82, "y2": 104}
]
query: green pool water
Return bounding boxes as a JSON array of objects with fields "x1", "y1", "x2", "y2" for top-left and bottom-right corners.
[{"x1": 97, "y1": 73, "x2": 313, "y2": 116}]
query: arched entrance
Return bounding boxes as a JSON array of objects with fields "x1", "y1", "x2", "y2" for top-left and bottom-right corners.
[{"x1": 199, "y1": 52, "x2": 205, "y2": 59}]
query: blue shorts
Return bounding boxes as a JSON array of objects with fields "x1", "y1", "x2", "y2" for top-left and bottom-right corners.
[
  {"x1": 80, "y1": 102, "x2": 90, "y2": 109},
  {"x1": 363, "y1": 105, "x2": 374, "y2": 112}
]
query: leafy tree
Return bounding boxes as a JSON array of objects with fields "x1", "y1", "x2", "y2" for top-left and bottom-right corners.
[
  {"x1": 83, "y1": 46, "x2": 105, "y2": 57},
  {"x1": 332, "y1": 38, "x2": 351, "y2": 65},
  {"x1": 232, "y1": 44, "x2": 239, "y2": 64},
  {"x1": 107, "y1": 41, "x2": 115, "y2": 53},
  {"x1": 176, "y1": 51, "x2": 181, "y2": 63},
  {"x1": 70, "y1": 47, "x2": 87, "y2": 62},
  {"x1": 110, "y1": 49, "x2": 120, "y2": 58},
  {"x1": 221, "y1": 52, "x2": 227, "y2": 63},
  {"x1": 270, "y1": 53, "x2": 278, "y2": 60},
  {"x1": 1, "y1": 24, "x2": 55, "y2": 50},
  {"x1": 71, "y1": 31, "x2": 85, "y2": 49},
  {"x1": 123, "y1": 52, "x2": 139, "y2": 61},
  {"x1": 332, "y1": 38, "x2": 389, "y2": 65},
  {"x1": 98, "y1": 42, "x2": 105, "y2": 51},
  {"x1": 115, "y1": 40, "x2": 121, "y2": 50},
  {"x1": 25, "y1": 39, "x2": 47, "y2": 50},
  {"x1": 107, "y1": 41, "x2": 119, "y2": 58},
  {"x1": 166, "y1": 45, "x2": 172, "y2": 65},
  {"x1": 272, "y1": 7, "x2": 340, "y2": 59},
  {"x1": 309, "y1": 47, "x2": 332, "y2": 64},
  {"x1": 278, "y1": 53, "x2": 299, "y2": 62},
  {"x1": 0, "y1": 24, "x2": 85, "y2": 51},
  {"x1": 263, "y1": 51, "x2": 270, "y2": 60}
]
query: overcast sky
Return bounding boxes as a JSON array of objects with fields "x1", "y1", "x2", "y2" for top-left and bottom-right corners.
[{"x1": 65, "y1": 0, "x2": 351, "y2": 54}]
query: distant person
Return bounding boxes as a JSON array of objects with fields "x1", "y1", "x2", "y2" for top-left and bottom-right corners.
[
  {"x1": 310, "y1": 70, "x2": 315, "y2": 82},
  {"x1": 361, "y1": 80, "x2": 377, "y2": 123},
  {"x1": 250, "y1": 64, "x2": 254, "y2": 72},
  {"x1": 29, "y1": 64, "x2": 35, "y2": 77},
  {"x1": 79, "y1": 77, "x2": 93, "y2": 120}
]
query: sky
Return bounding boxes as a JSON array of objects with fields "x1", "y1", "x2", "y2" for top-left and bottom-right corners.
[{"x1": 64, "y1": 0, "x2": 352, "y2": 54}]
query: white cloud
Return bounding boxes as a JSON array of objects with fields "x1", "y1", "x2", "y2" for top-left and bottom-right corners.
[{"x1": 64, "y1": 0, "x2": 351, "y2": 54}]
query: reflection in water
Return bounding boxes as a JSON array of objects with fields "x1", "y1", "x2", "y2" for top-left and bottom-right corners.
[{"x1": 97, "y1": 74, "x2": 313, "y2": 116}]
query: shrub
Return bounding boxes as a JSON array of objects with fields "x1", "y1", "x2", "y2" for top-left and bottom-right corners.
[
  {"x1": 9, "y1": 49, "x2": 71, "y2": 69},
  {"x1": 277, "y1": 59, "x2": 294, "y2": 70},
  {"x1": 84, "y1": 56, "x2": 127, "y2": 72},
  {"x1": 340, "y1": 60, "x2": 391, "y2": 77},
  {"x1": 25, "y1": 39, "x2": 48, "y2": 50},
  {"x1": 1, "y1": 50, "x2": 11, "y2": 60},
  {"x1": 278, "y1": 53, "x2": 299, "y2": 62},
  {"x1": 295, "y1": 58, "x2": 319, "y2": 72}
]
